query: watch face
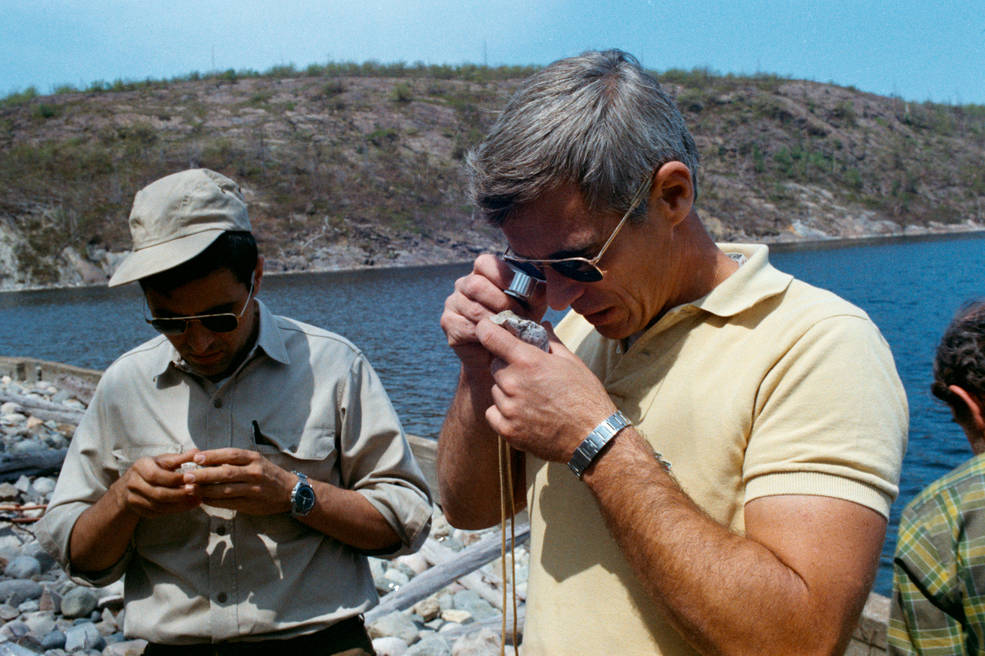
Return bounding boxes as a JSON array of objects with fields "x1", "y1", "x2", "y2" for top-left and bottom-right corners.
[{"x1": 295, "y1": 485, "x2": 316, "y2": 513}]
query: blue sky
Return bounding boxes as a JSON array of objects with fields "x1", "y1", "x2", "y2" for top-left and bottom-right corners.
[{"x1": 2, "y1": 0, "x2": 984, "y2": 104}]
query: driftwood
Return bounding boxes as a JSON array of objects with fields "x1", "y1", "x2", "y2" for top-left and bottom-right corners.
[
  {"x1": 420, "y1": 537, "x2": 507, "y2": 610},
  {"x1": 0, "y1": 449, "x2": 68, "y2": 482},
  {"x1": 365, "y1": 522, "x2": 530, "y2": 623},
  {"x1": 0, "y1": 391, "x2": 85, "y2": 426}
]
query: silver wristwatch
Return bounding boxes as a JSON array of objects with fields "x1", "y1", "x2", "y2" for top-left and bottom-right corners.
[
  {"x1": 567, "y1": 411, "x2": 632, "y2": 479},
  {"x1": 290, "y1": 471, "x2": 316, "y2": 517}
]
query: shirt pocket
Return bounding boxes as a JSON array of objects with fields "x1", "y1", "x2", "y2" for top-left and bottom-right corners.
[{"x1": 251, "y1": 423, "x2": 339, "y2": 485}]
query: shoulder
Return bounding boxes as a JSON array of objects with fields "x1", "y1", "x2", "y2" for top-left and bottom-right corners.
[
  {"x1": 99, "y1": 336, "x2": 172, "y2": 387},
  {"x1": 749, "y1": 278, "x2": 890, "y2": 362},
  {"x1": 271, "y1": 314, "x2": 368, "y2": 365},
  {"x1": 904, "y1": 453, "x2": 985, "y2": 522},
  {"x1": 782, "y1": 278, "x2": 870, "y2": 322}
]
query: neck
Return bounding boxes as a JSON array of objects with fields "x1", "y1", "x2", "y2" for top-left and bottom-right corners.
[{"x1": 664, "y1": 211, "x2": 739, "y2": 309}]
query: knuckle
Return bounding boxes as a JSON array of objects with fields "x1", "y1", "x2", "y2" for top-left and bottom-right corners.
[{"x1": 458, "y1": 274, "x2": 483, "y2": 298}]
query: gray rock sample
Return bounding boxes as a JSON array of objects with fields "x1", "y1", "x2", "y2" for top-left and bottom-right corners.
[
  {"x1": 60, "y1": 586, "x2": 98, "y2": 619},
  {"x1": 4, "y1": 556, "x2": 40, "y2": 580},
  {"x1": 405, "y1": 634, "x2": 452, "y2": 656},
  {"x1": 372, "y1": 635, "x2": 410, "y2": 656},
  {"x1": 0, "y1": 580, "x2": 42, "y2": 606},
  {"x1": 450, "y1": 628, "x2": 501, "y2": 656},
  {"x1": 489, "y1": 311, "x2": 549, "y2": 351},
  {"x1": 64, "y1": 621, "x2": 105, "y2": 652},
  {"x1": 40, "y1": 628, "x2": 66, "y2": 650},
  {"x1": 368, "y1": 610, "x2": 420, "y2": 644}
]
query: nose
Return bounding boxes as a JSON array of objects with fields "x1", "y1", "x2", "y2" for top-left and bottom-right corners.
[
  {"x1": 544, "y1": 269, "x2": 585, "y2": 311},
  {"x1": 182, "y1": 320, "x2": 216, "y2": 353}
]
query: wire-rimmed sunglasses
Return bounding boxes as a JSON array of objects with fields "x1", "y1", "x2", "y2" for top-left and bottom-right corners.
[
  {"x1": 146, "y1": 277, "x2": 255, "y2": 335},
  {"x1": 502, "y1": 174, "x2": 653, "y2": 283}
]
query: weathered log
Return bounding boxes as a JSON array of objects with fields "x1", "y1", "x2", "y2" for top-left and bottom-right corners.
[
  {"x1": 0, "y1": 449, "x2": 68, "y2": 482},
  {"x1": 365, "y1": 522, "x2": 530, "y2": 623},
  {"x1": 420, "y1": 536, "x2": 511, "y2": 610},
  {"x1": 0, "y1": 391, "x2": 85, "y2": 425}
]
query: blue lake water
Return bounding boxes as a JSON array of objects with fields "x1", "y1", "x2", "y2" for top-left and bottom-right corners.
[{"x1": 1, "y1": 232, "x2": 984, "y2": 596}]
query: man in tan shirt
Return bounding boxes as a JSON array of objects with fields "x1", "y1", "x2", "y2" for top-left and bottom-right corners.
[
  {"x1": 438, "y1": 50, "x2": 907, "y2": 654},
  {"x1": 37, "y1": 168, "x2": 431, "y2": 654}
]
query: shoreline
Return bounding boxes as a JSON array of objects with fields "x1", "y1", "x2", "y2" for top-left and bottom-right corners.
[{"x1": 3, "y1": 226, "x2": 984, "y2": 296}]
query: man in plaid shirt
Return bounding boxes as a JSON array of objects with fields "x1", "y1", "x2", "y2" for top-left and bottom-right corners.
[{"x1": 890, "y1": 300, "x2": 985, "y2": 654}]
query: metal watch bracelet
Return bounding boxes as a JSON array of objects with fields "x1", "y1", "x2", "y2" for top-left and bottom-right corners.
[{"x1": 567, "y1": 410, "x2": 632, "y2": 479}]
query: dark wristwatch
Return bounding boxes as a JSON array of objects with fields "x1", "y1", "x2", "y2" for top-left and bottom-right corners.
[{"x1": 290, "y1": 471, "x2": 316, "y2": 517}]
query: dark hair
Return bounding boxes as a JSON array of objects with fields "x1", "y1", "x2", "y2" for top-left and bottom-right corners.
[
  {"x1": 466, "y1": 49, "x2": 699, "y2": 226},
  {"x1": 139, "y1": 231, "x2": 257, "y2": 294},
  {"x1": 932, "y1": 300, "x2": 985, "y2": 411}
]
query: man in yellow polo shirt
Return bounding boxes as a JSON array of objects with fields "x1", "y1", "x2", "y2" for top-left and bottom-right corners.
[{"x1": 437, "y1": 50, "x2": 907, "y2": 655}]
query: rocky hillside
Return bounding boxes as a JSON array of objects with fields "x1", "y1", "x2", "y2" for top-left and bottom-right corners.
[{"x1": 1, "y1": 63, "x2": 983, "y2": 291}]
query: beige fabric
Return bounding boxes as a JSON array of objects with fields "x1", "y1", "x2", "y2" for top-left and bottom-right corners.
[
  {"x1": 108, "y1": 168, "x2": 251, "y2": 287},
  {"x1": 521, "y1": 243, "x2": 908, "y2": 655},
  {"x1": 36, "y1": 300, "x2": 432, "y2": 644}
]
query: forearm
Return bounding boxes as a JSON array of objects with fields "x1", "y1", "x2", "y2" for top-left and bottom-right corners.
[
  {"x1": 298, "y1": 482, "x2": 402, "y2": 551},
  {"x1": 68, "y1": 483, "x2": 140, "y2": 573},
  {"x1": 584, "y1": 429, "x2": 876, "y2": 655},
  {"x1": 437, "y1": 368, "x2": 526, "y2": 529}
]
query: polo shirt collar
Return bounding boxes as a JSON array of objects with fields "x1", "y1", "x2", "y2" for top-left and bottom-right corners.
[
  {"x1": 685, "y1": 243, "x2": 792, "y2": 318},
  {"x1": 152, "y1": 298, "x2": 289, "y2": 381}
]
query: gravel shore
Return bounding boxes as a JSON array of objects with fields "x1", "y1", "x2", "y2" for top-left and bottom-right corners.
[{"x1": 0, "y1": 375, "x2": 527, "y2": 656}]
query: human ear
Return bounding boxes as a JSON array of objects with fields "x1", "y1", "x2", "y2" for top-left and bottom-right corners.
[
  {"x1": 948, "y1": 384, "x2": 985, "y2": 450},
  {"x1": 253, "y1": 255, "x2": 265, "y2": 296},
  {"x1": 651, "y1": 161, "x2": 694, "y2": 226}
]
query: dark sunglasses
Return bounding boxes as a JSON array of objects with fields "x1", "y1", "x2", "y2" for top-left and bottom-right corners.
[
  {"x1": 502, "y1": 174, "x2": 652, "y2": 283},
  {"x1": 146, "y1": 278, "x2": 255, "y2": 335}
]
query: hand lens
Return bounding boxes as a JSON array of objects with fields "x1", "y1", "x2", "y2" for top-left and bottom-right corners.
[{"x1": 504, "y1": 268, "x2": 536, "y2": 305}]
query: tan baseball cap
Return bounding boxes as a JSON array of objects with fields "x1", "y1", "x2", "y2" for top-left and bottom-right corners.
[{"x1": 108, "y1": 168, "x2": 251, "y2": 287}]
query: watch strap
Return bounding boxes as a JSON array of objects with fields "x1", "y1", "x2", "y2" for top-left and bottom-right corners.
[{"x1": 568, "y1": 410, "x2": 631, "y2": 478}]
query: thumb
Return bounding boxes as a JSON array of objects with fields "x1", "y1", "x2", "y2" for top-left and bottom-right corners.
[
  {"x1": 155, "y1": 449, "x2": 199, "y2": 471},
  {"x1": 476, "y1": 318, "x2": 523, "y2": 362}
]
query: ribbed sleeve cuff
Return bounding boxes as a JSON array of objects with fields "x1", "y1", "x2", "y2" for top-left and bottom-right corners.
[{"x1": 745, "y1": 471, "x2": 892, "y2": 519}]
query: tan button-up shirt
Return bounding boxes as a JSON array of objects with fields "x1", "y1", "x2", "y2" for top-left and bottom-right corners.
[{"x1": 36, "y1": 300, "x2": 432, "y2": 644}]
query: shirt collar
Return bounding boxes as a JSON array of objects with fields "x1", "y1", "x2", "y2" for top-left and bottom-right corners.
[
  {"x1": 622, "y1": 243, "x2": 792, "y2": 351},
  {"x1": 685, "y1": 243, "x2": 792, "y2": 318},
  {"x1": 253, "y1": 299, "x2": 290, "y2": 365},
  {"x1": 152, "y1": 298, "x2": 290, "y2": 381}
]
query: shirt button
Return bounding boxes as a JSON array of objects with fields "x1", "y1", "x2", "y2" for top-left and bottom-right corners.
[
  {"x1": 217, "y1": 592, "x2": 227, "y2": 603},
  {"x1": 216, "y1": 526, "x2": 227, "y2": 536},
  {"x1": 213, "y1": 398, "x2": 222, "y2": 408}
]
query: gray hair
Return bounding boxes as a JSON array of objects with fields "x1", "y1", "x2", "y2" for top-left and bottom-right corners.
[
  {"x1": 466, "y1": 49, "x2": 699, "y2": 226},
  {"x1": 932, "y1": 300, "x2": 985, "y2": 412}
]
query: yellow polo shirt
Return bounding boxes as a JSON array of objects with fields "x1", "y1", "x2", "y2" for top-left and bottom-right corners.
[{"x1": 522, "y1": 243, "x2": 908, "y2": 655}]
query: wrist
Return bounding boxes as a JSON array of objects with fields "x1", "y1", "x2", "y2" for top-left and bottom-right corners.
[
  {"x1": 568, "y1": 410, "x2": 632, "y2": 479},
  {"x1": 110, "y1": 474, "x2": 141, "y2": 519},
  {"x1": 289, "y1": 471, "x2": 316, "y2": 518}
]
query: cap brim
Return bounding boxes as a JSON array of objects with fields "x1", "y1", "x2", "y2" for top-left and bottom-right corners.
[{"x1": 108, "y1": 229, "x2": 225, "y2": 287}]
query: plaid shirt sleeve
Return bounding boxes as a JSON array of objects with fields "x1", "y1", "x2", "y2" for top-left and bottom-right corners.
[{"x1": 889, "y1": 453, "x2": 985, "y2": 655}]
